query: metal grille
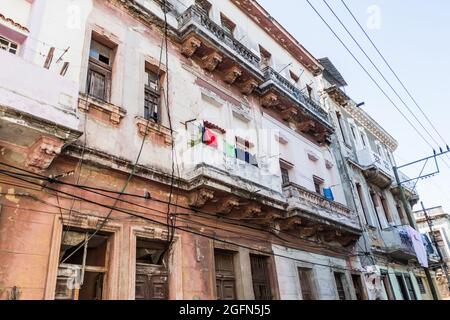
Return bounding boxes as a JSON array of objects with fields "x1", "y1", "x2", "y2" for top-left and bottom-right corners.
[{"x1": 250, "y1": 255, "x2": 272, "y2": 300}]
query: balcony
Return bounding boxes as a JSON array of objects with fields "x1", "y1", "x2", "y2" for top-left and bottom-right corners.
[
  {"x1": 377, "y1": 225, "x2": 417, "y2": 260},
  {"x1": 281, "y1": 183, "x2": 361, "y2": 247},
  {"x1": 258, "y1": 67, "x2": 333, "y2": 145},
  {"x1": 0, "y1": 50, "x2": 82, "y2": 170},
  {"x1": 181, "y1": 143, "x2": 283, "y2": 194},
  {"x1": 391, "y1": 170, "x2": 420, "y2": 205},
  {"x1": 178, "y1": 5, "x2": 263, "y2": 95},
  {"x1": 355, "y1": 148, "x2": 393, "y2": 188},
  {"x1": 179, "y1": 143, "x2": 285, "y2": 223}
]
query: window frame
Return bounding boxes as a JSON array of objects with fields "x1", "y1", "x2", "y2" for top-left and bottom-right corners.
[
  {"x1": 86, "y1": 38, "x2": 114, "y2": 102},
  {"x1": 0, "y1": 35, "x2": 19, "y2": 55}
]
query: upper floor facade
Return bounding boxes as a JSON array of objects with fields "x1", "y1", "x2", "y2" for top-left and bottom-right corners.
[{"x1": 0, "y1": 0, "x2": 361, "y2": 247}]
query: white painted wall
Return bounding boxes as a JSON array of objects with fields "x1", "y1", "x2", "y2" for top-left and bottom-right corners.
[{"x1": 273, "y1": 244, "x2": 359, "y2": 300}]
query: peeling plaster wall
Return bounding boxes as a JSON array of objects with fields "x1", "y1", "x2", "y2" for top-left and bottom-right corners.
[
  {"x1": 273, "y1": 244, "x2": 360, "y2": 300},
  {"x1": 262, "y1": 114, "x2": 346, "y2": 206}
]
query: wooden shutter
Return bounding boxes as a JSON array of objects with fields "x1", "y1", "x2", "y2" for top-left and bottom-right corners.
[
  {"x1": 215, "y1": 250, "x2": 236, "y2": 300},
  {"x1": 135, "y1": 264, "x2": 168, "y2": 300},
  {"x1": 298, "y1": 268, "x2": 314, "y2": 300},
  {"x1": 250, "y1": 255, "x2": 273, "y2": 300},
  {"x1": 88, "y1": 69, "x2": 106, "y2": 100}
]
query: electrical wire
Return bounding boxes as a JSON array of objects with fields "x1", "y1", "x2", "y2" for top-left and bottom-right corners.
[
  {"x1": 0, "y1": 164, "x2": 358, "y2": 256},
  {"x1": 323, "y1": 0, "x2": 445, "y2": 152},
  {"x1": 0, "y1": 170, "x2": 360, "y2": 272},
  {"x1": 56, "y1": 23, "x2": 170, "y2": 265},
  {"x1": 305, "y1": 0, "x2": 433, "y2": 151},
  {"x1": 340, "y1": 0, "x2": 449, "y2": 149}
]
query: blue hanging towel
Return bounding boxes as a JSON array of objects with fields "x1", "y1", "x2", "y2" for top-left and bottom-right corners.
[{"x1": 323, "y1": 188, "x2": 334, "y2": 201}]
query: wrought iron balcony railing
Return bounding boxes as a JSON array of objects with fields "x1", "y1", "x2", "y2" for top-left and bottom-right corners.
[
  {"x1": 178, "y1": 5, "x2": 261, "y2": 70},
  {"x1": 261, "y1": 67, "x2": 330, "y2": 125}
]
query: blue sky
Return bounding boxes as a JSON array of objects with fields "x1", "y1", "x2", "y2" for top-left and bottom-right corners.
[{"x1": 258, "y1": 0, "x2": 450, "y2": 212}]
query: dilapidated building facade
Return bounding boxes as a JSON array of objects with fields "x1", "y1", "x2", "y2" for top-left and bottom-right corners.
[
  {"x1": 0, "y1": 0, "x2": 437, "y2": 300},
  {"x1": 321, "y1": 58, "x2": 441, "y2": 300}
]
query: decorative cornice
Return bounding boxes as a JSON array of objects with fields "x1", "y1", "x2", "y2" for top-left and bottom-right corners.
[{"x1": 342, "y1": 102, "x2": 398, "y2": 151}]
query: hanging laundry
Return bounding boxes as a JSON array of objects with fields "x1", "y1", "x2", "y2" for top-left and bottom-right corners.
[
  {"x1": 323, "y1": 188, "x2": 334, "y2": 201},
  {"x1": 248, "y1": 153, "x2": 258, "y2": 167},
  {"x1": 190, "y1": 124, "x2": 203, "y2": 147},
  {"x1": 225, "y1": 142, "x2": 236, "y2": 158},
  {"x1": 235, "y1": 148, "x2": 246, "y2": 162},
  {"x1": 406, "y1": 226, "x2": 429, "y2": 268},
  {"x1": 202, "y1": 127, "x2": 218, "y2": 148}
]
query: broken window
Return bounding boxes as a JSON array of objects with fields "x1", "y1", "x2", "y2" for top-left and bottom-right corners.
[
  {"x1": 55, "y1": 229, "x2": 109, "y2": 300},
  {"x1": 298, "y1": 268, "x2": 315, "y2": 300},
  {"x1": 214, "y1": 250, "x2": 236, "y2": 300},
  {"x1": 87, "y1": 38, "x2": 114, "y2": 101},
  {"x1": 135, "y1": 238, "x2": 168, "y2": 300},
  {"x1": 250, "y1": 255, "x2": 273, "y2": 300},
  {"x1": 144, "y1": 66, "x2": 162, "y2": 122},
  {"x1": 351, "y1": 274, "x2": 365, "y2": 300},
  {"x1": 334, "y1": 272, "x2": 348, "y2": 300},
  {"x1": 0, "y1": 35, "x2": 18, "y2": 55}
]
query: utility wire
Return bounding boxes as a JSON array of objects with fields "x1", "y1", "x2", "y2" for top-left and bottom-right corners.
[
  {"x1": 0, "y1": 165, "x2": 357, "y2": 256},
  {"x1": 0, "y1": 170, "x2": 359, "y2": 272},
  {"x1": 305, "y1": 0, "x2": 433, "y2": 151},
  {"x1": 57, "y1": 18, "x2": 170, "y2": 265},
  {"x1": 323, "y1": 0, "x2": 444, "y2": 151},
  {"x1": 341, "y1": 0, "x2": 449, "y2": 148}
]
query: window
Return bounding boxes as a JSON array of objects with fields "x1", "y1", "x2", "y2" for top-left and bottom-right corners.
[
  {"x1": 195, "y1": 0, "x2": 212, "y2": 15},
  {"x1": 313, "y1": 176, "x2": 324, "y2": 195},
  {"x1": 250, "y1": 255, "x2": 273, "y2": 300},
  {"x1": 336, "y1": 112, "x2": 349, "y2": 145},
  {"x1": 380, "y1": 195, "x2": 393, "y2": 224},
  {"x1": 370, "y1": 192, "x2": 385, "y2": 229},
  {"x1": 235, "y1": 137, "x2": 257, "y2": 166},
  {"x1": 334, "y1": 272, "x2": 348, "y2": 300},
  {"x1": 56, "y1": 229, "x2": 110, "y2": 300},
  {"x1": 355, "y1": 183, "x2": 370, "y2": 225},
  {"x1": 380, "y1": 270, "x2": 395, "y2": 300},
  {"x1": 404, "y1": 275, "x2": 417, "y2": 300},
  {"x1": 135, "y1": 238, "x2": 168, "y2": 300},
  {"x1": 0, "y1": 36, "x2": 18, "y2": 55},
  {"x1": 351, "y1": 274, "x2": 365, "y2": 300},
  {"x1": 396, "y1": 202, "x2": 406, "y2": 223},
  {"x1": 259, "y1": 45, "x2": 272, "y2": 69},
  {"x1": 416, "y1": 277, "x2": 427, "y2": 294},
  {"x1": 214, "y1": 250, "x2": 236, "y2": 300},
  {"x1": 281, "y1": 167, "x2": 290, "y2": 186},
  {"x1": 350, "y1": 126, "x2": 357, "y2": 141},
  {"x1": 298, "y1": 268, "x2": 315, "y2": 300},
  {"x1": 396, "y1": 274, "x2": 409, "y2": 300},
  {"x1": 144, "y1": 68, "x2": 161, "y2": 122},
  {"x1": 220, "y1": 13, "x2": 236, "y2": 35},
  {"x1": 87, "y1": 38, "x2": 114, "y2": 101},
  {"x1": 360, "y1": 132, "x2": 367, "y2": 147}
]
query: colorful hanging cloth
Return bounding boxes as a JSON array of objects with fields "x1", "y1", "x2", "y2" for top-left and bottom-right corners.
[{"x1": 202, "y1": 127, "x2": 218, "y2": 148}]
